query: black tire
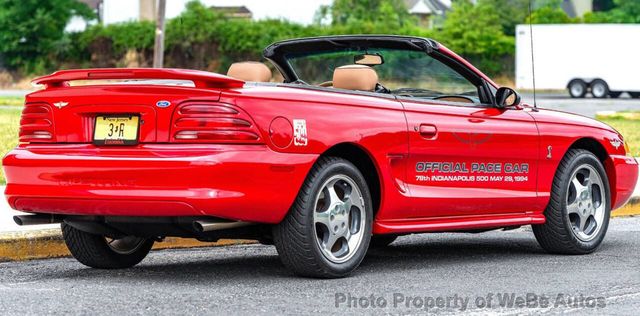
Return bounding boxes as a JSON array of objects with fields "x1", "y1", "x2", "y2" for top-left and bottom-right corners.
[
  {"x1": 609, "y1": 91, "x2": 622, "y2": 98},
  {"x1": 590, "y1": 79, "x2": 609, "y2": 99},
  {"x1": 567, "y1": 79, "x2": 587, "y2": 98},
  {"x1": 630, "y1": 92, "x2": 640, "y2": 98},
  {"x1": 62, "y1": 223, "x2": 154, "y2": 269},
  {"x1": 273, "y1": 157, "x2": 373, "y2": 278},
  {"x1": 532, "y1": 149, "x2": 611, "y2": 254},
  {"x1": 369, "y1": 235, "x2": 398, "y2": 248}
]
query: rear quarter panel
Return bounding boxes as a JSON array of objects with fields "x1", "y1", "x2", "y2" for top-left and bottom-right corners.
[{"x1": 223, "y1": 86, "x2": 412, "y2": 220}]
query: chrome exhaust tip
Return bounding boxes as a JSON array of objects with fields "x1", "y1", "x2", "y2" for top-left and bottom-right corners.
[
  {"x1": 13, "y1": 214, "x2": 63, "y2": 226},
  {"x1": 193, "y1": 220, "x2": 252, "y2": 233}
]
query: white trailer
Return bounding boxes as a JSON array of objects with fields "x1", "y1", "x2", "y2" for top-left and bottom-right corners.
[{"x1": 515, "y1": 24, "x2": 640, "y2": 98}]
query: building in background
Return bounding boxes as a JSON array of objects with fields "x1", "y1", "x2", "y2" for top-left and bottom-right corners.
[
  {"x1": 210, "y1": 6, "x2": 252, "y2": 19},
  {"x1": 403, "y1": 0, "x2": 596, "y2": 29},
  {"x1": 562, "y1": 0, "x2": 593, "y2": 18},
  {"x1": 404, "y1": 0, "x2": 450, "y2": 28}
]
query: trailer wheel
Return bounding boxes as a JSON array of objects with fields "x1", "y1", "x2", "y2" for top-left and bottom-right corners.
[
  {"x1": 590, "y1": 79, "x2": 609, "y2": 99},
  {"x1": 568, "y1": 80, "x2": 587, "y2": 98}
]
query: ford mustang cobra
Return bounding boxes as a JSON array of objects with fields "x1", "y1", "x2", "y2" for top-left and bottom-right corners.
[{"x1": 3, "y1": 35, "x2": 638, "y2": 278}]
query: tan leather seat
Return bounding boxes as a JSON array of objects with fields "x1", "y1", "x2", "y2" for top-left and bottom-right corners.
[
  {"x1": 333, "y1": 65, "x2": 378, "y2": 91},
  {"x1": 227, "y1": 62, "x2": 272, "y2": 82}
]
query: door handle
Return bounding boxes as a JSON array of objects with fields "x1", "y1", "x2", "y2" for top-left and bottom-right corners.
[{"x1": 418, "y1": 124, "x2": 437, "y2": 139}]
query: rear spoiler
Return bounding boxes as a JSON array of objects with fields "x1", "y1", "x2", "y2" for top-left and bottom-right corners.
[{"x1": 32, "y1": 68, "x2": 245, "y2": 89}]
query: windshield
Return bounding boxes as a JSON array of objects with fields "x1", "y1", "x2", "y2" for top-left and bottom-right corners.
[{"x1": 285, "y1": 48, "x2": 480, "y2": 101}]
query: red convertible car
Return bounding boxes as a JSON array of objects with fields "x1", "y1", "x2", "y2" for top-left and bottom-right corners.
[{"x1": 3, "y1": 35, "x2": 638, "y2": 278}]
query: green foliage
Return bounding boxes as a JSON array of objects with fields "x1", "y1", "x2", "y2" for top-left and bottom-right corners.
[
  {"x1": 166, "y1": 1, "x2": 220, "y2": 45},
  {"x1": 5, "y1": 0, "x2": 598, "y2": 79},
  {"x1": 82, "y1": 21, "x2": 155, "y2": 54},
  {"x1": 0, "y1": 106, "x2": 21, "y2": 184},
  {"x1": 584, "y1": 0, "x2": 640, "y2": 23},
  {"x1": 0, "y1": 96, "x2": 24, "y2": 106},
  {"x1": 524, "y1": 0, "x2": 579, "y2": 24},
  {"x1": 319, "y1": 0, "x2": 416, "y2": 28},
  {"x1": 434, "y1": 0, "x2": 514, "y2": 75},
  {"x1": 526, "y1": 6, "x2": 579, "y2": 23},
  {"x1": 595, "y1": 111, "x2": 640, "y2": 156},
  {"x1": 0, "y1": 0, "x2": 94, "y2": 73},
  {"x1": 482, "y1": 0, "x2": 530, "y2": 36},
  {"x1": 164, "y1": 1, "x2": 323, "y2": 70}
]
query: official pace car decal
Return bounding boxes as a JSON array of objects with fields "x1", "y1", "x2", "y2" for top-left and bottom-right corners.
[
  {"x1": 415, "y1": 162, "x2": 530, "y2": 183},
  {"x1": 293, "y1": 119, "x2": 308, "y2": 146}
]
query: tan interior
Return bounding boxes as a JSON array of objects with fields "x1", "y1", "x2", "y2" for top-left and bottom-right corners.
[
  {"x1": 332, "y1": 65, "x2": 378, "y2": 91},
  {"x1": 227, "y1": 62, "x2": 272, "y2": 82}
]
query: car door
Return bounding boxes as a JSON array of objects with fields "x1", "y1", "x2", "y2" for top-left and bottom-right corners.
[{"x1": 387, "y1": 51, "x2": 539, "y2": 218}]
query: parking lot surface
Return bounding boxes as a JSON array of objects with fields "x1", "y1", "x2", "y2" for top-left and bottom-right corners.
[{"x1": 1, "y1": 217, "x2": 639, "y2": 315}]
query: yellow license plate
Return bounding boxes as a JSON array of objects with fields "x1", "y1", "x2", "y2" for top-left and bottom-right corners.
[{"x1": 93, "y1": 115, "x2": 140, "y2": 145}]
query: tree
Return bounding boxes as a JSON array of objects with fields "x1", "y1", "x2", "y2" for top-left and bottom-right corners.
[
  {"x1": 584, "y1": 0, "x2": 640, "y2": 23},
  {"x1": 315, "y1": 0, "x2": 416, "y2": 29},
  {"x1": 435, "y1": 0, "x2": 514, "y2": 75},
  {"x1": 593, "y1": 0, "x2": 615, "y2": 12},
  {"x1": 526, "y1": 0, "x2": 579, "y2": 24},
  {"x1": 481, "y1": 0, "x2": 530, "y2": 36},
  {"x1": 526, "y1": 7, "x2": 577, "y2": 23},
  {"x1": 0, "y1": 0, "x2": 94, "y2": 73}
]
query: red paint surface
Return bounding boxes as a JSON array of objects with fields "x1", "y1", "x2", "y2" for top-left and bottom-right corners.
[{"x1": 3, "y1": 54, "x2": 638, "y2": 234}]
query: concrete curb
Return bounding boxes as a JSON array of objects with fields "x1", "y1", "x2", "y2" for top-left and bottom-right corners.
[
  {"x1": 612, "y1": 197, "x2": 640, "y2": 218},
  {"x1": 0, "y1": 228, "x2": 254, "y2": 262}
]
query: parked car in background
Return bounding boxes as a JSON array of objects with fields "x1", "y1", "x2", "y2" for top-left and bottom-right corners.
[
  {"x1": 3, "y1": 35, "x2": 638, "y2": 278},
  {"x1": 516, "y1": 24, "x2": 640, "y2": 98}
]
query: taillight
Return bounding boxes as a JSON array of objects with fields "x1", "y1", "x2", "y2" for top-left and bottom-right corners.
[
  {"x1": 171, "y1": 102, "x2": 261, "y2": 143},
  {"x1": 19, "y1": 103, "x2": 55, "y2": 143}
]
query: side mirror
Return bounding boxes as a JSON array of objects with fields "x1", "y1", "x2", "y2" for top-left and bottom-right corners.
[{"x1": 495, "y1": 87, "x2": 521, "y2": 108}]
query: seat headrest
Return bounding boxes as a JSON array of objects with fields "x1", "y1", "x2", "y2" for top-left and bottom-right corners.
[
  {"x1": 227, "y1": 62, "x2": 272, "y2": 82},
  {"x1": 332, "y1": 65, "x2": 378, "y2": 91}
]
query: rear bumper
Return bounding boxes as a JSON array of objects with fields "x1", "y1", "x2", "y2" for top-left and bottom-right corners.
[
  {"x1": 2, "y1": 144, "x2": 317, "y2": 223},
  {"x1": 606, "y1": 155, "x2": 639, "y2": 210}
]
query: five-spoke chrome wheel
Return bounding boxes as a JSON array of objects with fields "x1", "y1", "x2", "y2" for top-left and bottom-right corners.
[
  {"x1": 313, "y1": 175, "x2": 366, "y2": 263},
  {"x1": 273, "y1": 157, "x2": 372, "y2": 278},
  {"x1": 566, "y1": 164, "x2": 606, "y2": 242},
  {"x1": 533, "y1": 149, "x2": 610, "y2": 254}
]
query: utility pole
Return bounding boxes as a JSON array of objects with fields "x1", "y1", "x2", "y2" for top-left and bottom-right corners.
[{"x1": 153, "y1": 0, "x2": 166, "y2": 68}]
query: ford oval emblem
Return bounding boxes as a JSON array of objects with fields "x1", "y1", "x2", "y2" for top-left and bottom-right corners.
[{"x1": 156, "y1": 100, "x2": 171, "y2": 108}]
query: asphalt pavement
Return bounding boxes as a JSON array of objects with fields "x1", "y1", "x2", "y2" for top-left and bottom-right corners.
[
  {"x1": 1, "y1": 91, "x2": 639, "y2": 315},
  {"x1": 1, "y1": 217, "x2": 639, "y2": 315}
]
